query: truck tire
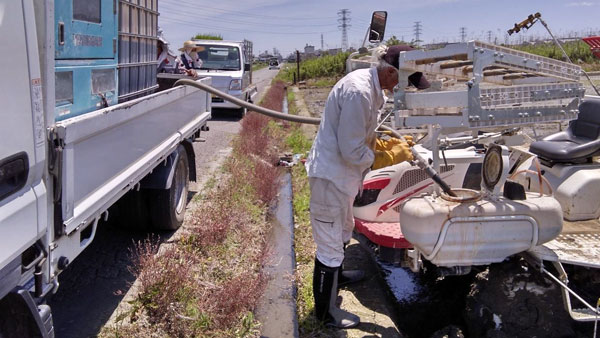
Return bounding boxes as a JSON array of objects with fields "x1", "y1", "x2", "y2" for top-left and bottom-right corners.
[
  {"x1": 0, "y1": 293, "x2": 44, "y2": 338},
  {"x1": 115, "y1": 189, "x2": 150, "y2": 229},
  {"x1": 464, "y1": 258, "x2": 574, "y2": 338},
  {"x1": 148, "y1": 145, "x2": 189, "y2": 231},
  {"x1": 235, "y1": 106, "x2": 247, "y2": 119}
]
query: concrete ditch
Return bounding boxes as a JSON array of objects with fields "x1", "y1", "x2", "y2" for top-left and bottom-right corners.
[{"x1": 255, "y1": 172, "x2": 299, "y2": 338}]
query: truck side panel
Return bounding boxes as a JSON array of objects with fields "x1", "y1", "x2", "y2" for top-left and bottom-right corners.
[{"x1": 54, "y1": 78, "x2": 211, "y2": 236}]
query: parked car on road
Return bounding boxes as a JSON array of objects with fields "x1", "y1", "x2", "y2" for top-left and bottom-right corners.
[{"x1": 269, "y1": 60, "x2": 280, "y2": 70}]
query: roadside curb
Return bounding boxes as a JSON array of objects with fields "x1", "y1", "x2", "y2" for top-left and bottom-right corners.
[{"x1": 256, "y1": 172, "x2": 299, "y2": 338}]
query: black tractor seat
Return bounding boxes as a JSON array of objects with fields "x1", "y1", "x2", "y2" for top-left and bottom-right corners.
[{"x1": 530, "y1": 97, "x2": 600, "y2": 165}]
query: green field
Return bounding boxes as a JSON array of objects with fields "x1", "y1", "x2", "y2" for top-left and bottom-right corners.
[
  {"x1": 512, "y1": 40, "x2": 600, "y2": 71},
  {"x1": 278, "y1": 52, "x2": 351, "y2": 82}
]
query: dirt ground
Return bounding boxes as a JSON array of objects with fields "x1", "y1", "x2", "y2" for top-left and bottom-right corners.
[
  {"x1": 297, "y1": 86, "x2": 330, "y2": 118},
  {"x1": 337, "y1": 240, "x2": 402, "y2": 338}
]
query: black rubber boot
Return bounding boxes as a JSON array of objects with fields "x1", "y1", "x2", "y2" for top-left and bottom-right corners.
[
  {"x1": 338, "y1": 243, "x2": 365, "y2": 287},
  {"x1": 339, "y1": 269, "x2": 365, "y2": 287},
  {"x1": 313, "y1": 258, "x2": 360, "y2": 328}
]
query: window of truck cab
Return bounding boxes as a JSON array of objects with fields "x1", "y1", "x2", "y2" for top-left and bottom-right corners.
[{"x1": 196, "y1": 45, "x2": 241, "y2": 71}]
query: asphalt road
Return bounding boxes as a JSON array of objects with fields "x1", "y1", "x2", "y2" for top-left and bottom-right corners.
[
  {"x1": 47, "y1": 67, "x2": 279, "y2": 338},
  {"x1": 189, "y1": 67, "x2": 279, "y2": 192}
]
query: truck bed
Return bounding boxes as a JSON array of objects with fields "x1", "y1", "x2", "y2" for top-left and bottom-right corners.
[{"x1": 53, "y1": 78, "x2": 211, "y2": 235}]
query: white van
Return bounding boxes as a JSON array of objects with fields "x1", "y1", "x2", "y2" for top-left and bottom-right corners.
[{"x1": 192, "y1": 40, "x2": 257, "y2": 117}]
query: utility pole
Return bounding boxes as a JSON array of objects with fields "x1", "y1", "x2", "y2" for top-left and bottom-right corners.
[
  {"x1": 460, "y1": 27, "x2": 467, "y2": 42},
  {"x1": 296, "y1": 50, "x2": 300, "y2": 83},
  {"x1": 321, "y1": 33, "x2": 324, "y2": 51},
  {"x1": 413, "y1": 21, "x2": 422, "y2": 47},
  {"x1": 337, "y1": 9, "x2": 351, "y2": 51}
]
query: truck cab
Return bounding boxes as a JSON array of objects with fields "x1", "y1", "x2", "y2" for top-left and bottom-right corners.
[{"x1": 191, "y1": 40, "x2": 257, "y2": 116}]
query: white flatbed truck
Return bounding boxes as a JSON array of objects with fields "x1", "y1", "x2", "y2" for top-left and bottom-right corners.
[{"x1": 0, "y1": 1, "x2": 211, "y2": 336}]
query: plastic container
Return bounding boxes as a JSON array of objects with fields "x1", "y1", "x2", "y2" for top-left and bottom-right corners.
[
  {"x1": 117, "y1": 0, "x2": 159, "y2": 102},
  {"x1": 400, "y1": 192, "x2": 563, "y2": 266}
]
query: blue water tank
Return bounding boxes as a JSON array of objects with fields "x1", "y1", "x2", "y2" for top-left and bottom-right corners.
[{"x1": 54, "y1": 0, "x2": 118, "y2": 121}]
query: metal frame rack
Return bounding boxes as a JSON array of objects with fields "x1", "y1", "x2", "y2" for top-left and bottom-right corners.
[{"x1": 393, "y1": 41, "x2": 585, "y2": 132}]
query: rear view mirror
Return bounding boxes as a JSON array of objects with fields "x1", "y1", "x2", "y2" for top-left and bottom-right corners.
[
  {"x1": 369, "y1": 11, "x2": 387, "y2": 43},
  {"x1": 244, "y1": 63, "x2": 251, "y2": 71}
]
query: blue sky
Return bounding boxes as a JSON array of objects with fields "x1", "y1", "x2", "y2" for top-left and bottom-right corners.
[{"x1": 159, "y1": 0, "x2": 600, "y2": 57}]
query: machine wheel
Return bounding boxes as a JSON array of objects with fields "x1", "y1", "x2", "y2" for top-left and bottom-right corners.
[
  {"x1": 148, "y1": 145, "x2": 189, "y2": 231},
  {"x1": 464, "y1": 257, "x2": 574, "y2": 338}
]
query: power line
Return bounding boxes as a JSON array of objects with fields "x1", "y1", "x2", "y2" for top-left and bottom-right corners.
[
  {"x1": 413, "y1": 21, "x2": 422, "y2": 47},
  {"x1": 460, "y1": 27, "x2": 467, "y2": 42},
  {"x1": 160, "y1": 6, "x2": 335, "y2": 27},
  {"x1": 338, "y1": 9, "x2": 351, "y2": 51},
  {"x1": 161, "y1": 0, "x2": 337, "y2": 21},
  {"x1": 159, "y1": 16, "x2": 338, "y2": 35},
  {"x1": 159, "y1": 4, "x2": 338, "y2": 27}
]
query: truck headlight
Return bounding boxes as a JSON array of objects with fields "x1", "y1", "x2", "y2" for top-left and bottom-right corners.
[{"x1": 229, "y1": 79, "x2": 242, "y2": 90}]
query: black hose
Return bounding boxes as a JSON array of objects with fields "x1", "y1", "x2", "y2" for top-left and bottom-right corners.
[{"x1": 174, "y1": 79, "x2": 321, "y2": 125}]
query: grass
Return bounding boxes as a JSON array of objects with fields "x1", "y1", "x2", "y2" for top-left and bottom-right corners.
[
  {"x1": 512, "y1": 40, "x2": 600, "y2": 71},
  {"x1": 309, "y1": 77, "x2": 337, "y2": 88},
  {"x1": 286, "y1": 89, "x2": 298, "y2": 115},
  {"x1": 285, "y1": 128, "x2": 311, "y2": 154},
  {"x1": 278, "y1": 52, "x2": 351, "y2": 83},
  {"x1": 192, "y1": 33, "x2": 223, "y2": 40},
  {"x1": 101, "y1": 81, "x2": 290, "y2": 338},
  {"x1": 252, "y1": 62, "x2": 268, "y2": 72}
]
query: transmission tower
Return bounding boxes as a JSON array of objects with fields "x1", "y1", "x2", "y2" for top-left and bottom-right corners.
[
  {"x1": 460, "y1": 27, "x2": 467, "y2": 42},
  {"x1": 413, "y1": 21, "x2": 422, "y2": 47},
  {"x1": 487, "y1": 30, "x2": 493, "y2": 43},
  {"x1": 337, "y1": 9, "x2": 351, "y2": 51}
]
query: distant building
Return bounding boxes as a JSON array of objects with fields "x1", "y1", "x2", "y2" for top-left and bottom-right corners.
[
  {"x1": 286, "y1": 52, "x2": 297, "y2": 62},
  {"x1": 304, "y1": 44, "x2": 316, "y2": 54},
  {"x1": 327, "y1": 48, "x2": 342, "y2": 55},
  {"x1": 258, "y1": 50, "x2": 274, "y2": 62}
]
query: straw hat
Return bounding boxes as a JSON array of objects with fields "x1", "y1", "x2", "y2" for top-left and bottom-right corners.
[{"x1": 178, "y1": 40, "x2": 205, "y2": 52}]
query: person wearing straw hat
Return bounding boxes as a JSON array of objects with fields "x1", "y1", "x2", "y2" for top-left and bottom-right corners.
[{"x1": 179, "y1": 40, "x2": 204, "y2": 70}]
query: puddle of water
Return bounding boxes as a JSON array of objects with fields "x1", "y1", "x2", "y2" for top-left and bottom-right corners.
[{"x1": 380, "y1": 263, "x2": 421, "y2": 303}]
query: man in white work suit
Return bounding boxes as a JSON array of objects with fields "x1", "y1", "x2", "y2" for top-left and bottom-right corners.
[{"x1": 306, "y1": 45, "x2": 429, "y2": 328}]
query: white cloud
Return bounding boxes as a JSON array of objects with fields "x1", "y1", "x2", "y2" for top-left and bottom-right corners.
[{"x1": 566, "y1": 1, "x2": 595, "y2": 7}]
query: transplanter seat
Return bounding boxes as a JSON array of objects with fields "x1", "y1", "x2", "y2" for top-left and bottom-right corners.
[{"x1": 530, "y1": 97, "x2": 600, "y2": 164}]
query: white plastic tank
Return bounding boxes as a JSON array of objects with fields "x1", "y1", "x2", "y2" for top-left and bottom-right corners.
[{"x1": 400, "y1": 190, "x2": 563, "y2": 266}]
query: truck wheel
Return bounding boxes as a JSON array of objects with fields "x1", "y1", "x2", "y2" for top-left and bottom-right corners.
[
  {"x1": 464, "y1": 258, "x2": 574, "y2": 338},
  {"x1": 0, "y1": 294, "x2": 43, "y2": 338},
  {"x1": 116, "y1": 189, "x2": 150, "y2": 229},
  {"x1": 148, "y1": 145, "x2": 189, "y2": 231},
  {"x1": 235, "y1": 106, "x2": 247, "y2": 119}
]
